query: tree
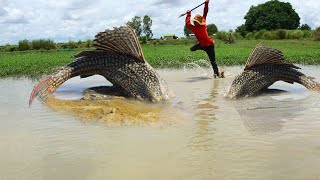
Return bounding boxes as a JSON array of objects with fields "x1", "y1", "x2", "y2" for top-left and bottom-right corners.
[
  {"x1": 235, "y1": 24, "x2": 248, "y2": 37},
  {"x1": 184, "y1": 25, "x2": 193, "y2": 37},
  {"x1": 299, "y1": 24, "x2": 311, "y2": 30},
  {"x1": 244, "y1": 0, "x2": 300, "y2": 31},
  {"x1": 184, "y1": 24, "x2": 218, "y2": 37},
  {"x1": 207, "y1": 24, "x2": 218, "y2": 35},
  {"x1": 143, "y1": 15, "x2": 153, "y2": 40},
  {"x1": 127, "y1": 16, "x2": 142, "y2": 36},
  {"x1": 18, "y1": 39, "x2": 31, "y2": 51}
]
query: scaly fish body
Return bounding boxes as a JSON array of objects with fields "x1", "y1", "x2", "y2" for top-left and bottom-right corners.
[
  {"x1": 45, "y1": 54, "x2": 168, "y2": 99},
  {"x1": 226, "y1": 45, "x2": 320, "y2": 99},
  {"x1": 29, "y1": 26, "x2": 169, "y2": 106}
]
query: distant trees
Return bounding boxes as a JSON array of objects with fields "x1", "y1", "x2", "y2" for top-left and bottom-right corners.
[
  {"x1": 143, "y1": 15, "x2": 153, "y2": 40},
  {"x1": 184, "y1": 23, "x2": 218, "y2": 37},
  {"x1": 18, "y1": 39, "x2": 56, "y2": 51},
  {"x1": 127, "y1": 16, "x2": 143, "y2": 36},
  {"x1": 235, "y1": 24, "x2": 248, "y2": 37},
  {"x1": 18, "y1": 39, "x2": 31, "y2": 51},
  {"x1": 239, "y1": 0, "x2": 300, "y2": 32},
  {"x1": 207, "y1": 24, "x2": 218, "y2": 35},
  {"x1": 31, "y1": 39, "x2": 56, "y2": 50},
  {"x1": 299, "y1": 24, "x2": 311, "y2": 30},
  {"x1": 127, "y1": 15, "x2": 153, "y2": 39},
  {"x1": 184, "y1": 25, "x2": 193, "y2": 37}
]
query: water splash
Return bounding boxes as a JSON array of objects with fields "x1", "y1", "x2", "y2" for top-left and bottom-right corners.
[{"x1": 183, "y1": 59, "x2": 213, "y2": 77}]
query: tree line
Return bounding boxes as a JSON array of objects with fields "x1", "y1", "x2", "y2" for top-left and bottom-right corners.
[
  {"x1": 0, "y1": 39, "x2": 93, "y2": 52},
  {"x1": 184, "y1": 24, "x2": 218, "y2": 37},
  {"x1": 183, "y1": 0, "x2": 317, "y2": 40},
  {"x1": 235, "y1": 0, "x2": 313, "y2": 37},
  {"x1": 126, "y1": 15, "x2": 153, "y2": 40},
  {"x1": 2, "y1": 0, "x2": 320, "y2": 52}
]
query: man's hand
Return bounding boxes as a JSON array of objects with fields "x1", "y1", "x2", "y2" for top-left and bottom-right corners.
[
  {"x1": 187, "y1": 10, "x2": 191, "y2": 14},
  {"x1": 205, "y1": 0, "x2": 209, "y2": 3}
]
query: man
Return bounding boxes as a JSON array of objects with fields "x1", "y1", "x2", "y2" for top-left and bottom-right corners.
[{"x1": 186, "y1": 0, "x2": 223, "y2": 78}]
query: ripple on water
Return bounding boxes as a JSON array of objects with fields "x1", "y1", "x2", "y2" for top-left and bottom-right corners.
[{"x1": 1, "y1": 67, "x2": 320, "y2": 179}]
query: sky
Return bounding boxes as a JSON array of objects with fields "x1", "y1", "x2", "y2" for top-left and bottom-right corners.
[{"x1": 0, "y1": 0, "x2": 319, "y2": 45}]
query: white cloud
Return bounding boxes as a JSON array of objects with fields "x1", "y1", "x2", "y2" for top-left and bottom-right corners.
[
  {"x1": 0, "y1": 8, "x2": 30, "y2": 24},
  {"x1": 0, "y1": 0, "x2": 319, "y2": 45},
  {"x1": 0, "y1": 8, "x2": 8, "y2": 16}
]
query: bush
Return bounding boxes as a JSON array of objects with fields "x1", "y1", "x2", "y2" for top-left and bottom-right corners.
[
  {"x1": 275, "y1": 29, "x2": 287, "y2": 39},
  {"x1": 302, "y1": 30, "x2": 312, "y2": 39},
  {"x1": 60, "y1": 41, "x2": 79, "y2": 49},
  {"x1": 313, "y1": 27, "x2": 320, "y2": 41},
  {"x1": 233, "y1": 32, "x2": 244, "y2": 40},
  {"x1": 84, "y1": 39, "x2": 92, "y2": 48},
  {"x1": 149, "y1": 40, "x2": 159, "y2": 45},
  {"x1": 18, "y1": 39, "x2": 31, "y2": 51},
  {"x1": 0, "y1": 44, "x2": 13, "y2": 52},
  {"x1": 0, "y1": 44, "x2": 17, "y2": 52},
  {"x1": 254, "y1": 29, "x2": 267, "y2": 39},
  {"x1": 245, "y1": 32, "x2": 254, "y2": 40},
  {"x1": 263, "y1": 31, "x2": 277, "y2": 40},
  {"x1": 139, "y1": 36, "x2": 147, "y2": 44},
  {"x1": 31, "y1": 39, "x2": 56, "y2": 50},
  {"x1": 225, "y1": 33, "x2": 237, "y2": 44},
  {"x1": 8, "y1": 45, "x2": 18, "y2": 52},
  {"x1": 235, "y1": 24, "x2": 248, "y2": 37},
  {"x1": 287, "y1": 30, "x2": 303, "y2": 39},
  {"x1": 216, "y1": 31, "x2": 228, "y2": 41}
]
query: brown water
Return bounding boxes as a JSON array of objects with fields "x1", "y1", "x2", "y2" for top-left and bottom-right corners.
[{"x1": 1, "y1": 66, "x2": 320, "y2": 180}]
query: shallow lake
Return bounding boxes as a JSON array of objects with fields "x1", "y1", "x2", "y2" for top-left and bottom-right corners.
[{"x1": 1, "y1": 65, "x2": 320, "y2": 179}]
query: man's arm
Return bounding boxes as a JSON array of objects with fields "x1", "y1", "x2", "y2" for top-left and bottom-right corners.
[
  {"x1": 185, "y1": 10, "x2": 193, "y2": 29},
  {"x1": 203, "y1": 0, "x2": 209, "y2": 19}
]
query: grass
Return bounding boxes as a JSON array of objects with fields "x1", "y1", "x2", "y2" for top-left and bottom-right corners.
[
  {"x1": 144, "y1": 39, "x2": 320, "y2": 67},
  {"x1": 1, "y1": 40, "x2": 320, "y2": 78},
  {"x1": 0, "y1": 50, "x2": 78, "y2": 78}
]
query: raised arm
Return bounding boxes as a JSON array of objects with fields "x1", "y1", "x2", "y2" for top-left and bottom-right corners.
[
  {"x1": 203, "y1": 0, "x2": 209, "y2": 19},
  {"x1": 185, "y1": 10, "x2": 193, "y2": 29}
]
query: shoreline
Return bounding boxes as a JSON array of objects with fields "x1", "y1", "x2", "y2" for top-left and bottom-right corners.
[{"x1": 1, "y1": 40, "x2": 320, "y2": 78}]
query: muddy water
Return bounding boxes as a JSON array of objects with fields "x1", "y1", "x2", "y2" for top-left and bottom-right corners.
[{"x1": 1, "y1": 66, "x2": 320, "y2": 180}]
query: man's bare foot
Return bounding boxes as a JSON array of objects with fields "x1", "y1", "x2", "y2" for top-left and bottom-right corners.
[
  {"x1": 220, "y1": 71, "x2": 225, "y2": 78},
  {"x1": 214, "y1": 71, "x2": 225, "y2": 78}
]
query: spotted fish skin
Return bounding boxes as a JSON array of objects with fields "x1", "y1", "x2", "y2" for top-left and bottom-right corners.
[
  {"x1": 226, "y1": 45, "x2": 320, "y2": 99},
  {"x1": 70, "y1": 54, "x2": 169, "y2": 101},
  {"x1": 29, "y1": 26, "x2": 169, "y2": 106}
]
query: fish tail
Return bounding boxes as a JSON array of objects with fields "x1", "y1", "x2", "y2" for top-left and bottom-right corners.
[
  {"x1": 312, "y1": 82, "x2": 320, "y2": 92},
  {"x1": 300, "y1": 76, "x2": 320, "y2": 92},
  {"x1": 29, "y1": 67, "x2": 73, "y2": 107}
]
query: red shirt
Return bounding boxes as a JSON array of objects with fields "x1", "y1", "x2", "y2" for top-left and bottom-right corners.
[{"x1": 185, "y1": 2, "x2": 214, "y2": 47}]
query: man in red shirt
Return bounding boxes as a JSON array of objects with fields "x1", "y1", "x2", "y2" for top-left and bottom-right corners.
[{"x1": 186, "y1": 0, "x2": 223, "y2": 78}]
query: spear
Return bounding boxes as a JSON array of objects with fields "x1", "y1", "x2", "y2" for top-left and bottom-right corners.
[{"x1": 178, "y1": 1, "x2": 207, "y2": 18}]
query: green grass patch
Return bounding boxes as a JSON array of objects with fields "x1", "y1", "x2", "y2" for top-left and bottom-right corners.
[
  {"x1": 1, "y1": 40, "x2": 320, "y2": 78},
  {"x1": 0, "y1": 50, "x2": 79, "y2": 78}
]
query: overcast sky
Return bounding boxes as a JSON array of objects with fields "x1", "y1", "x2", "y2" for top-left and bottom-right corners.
[{"x1": 0, "y1": 0, "x2": 319, "y2": 45}]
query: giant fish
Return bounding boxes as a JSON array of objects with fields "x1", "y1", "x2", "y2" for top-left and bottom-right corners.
[
  {"x1": 29, "y1": 26, "x2": 170, "y2": 106},
  {"x1": 226, "y1": 45, "x2": 320, "y2": 98}
]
